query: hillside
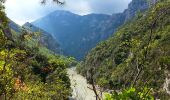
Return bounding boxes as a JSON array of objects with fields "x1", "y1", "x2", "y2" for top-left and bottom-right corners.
[
  {"x1": 77, "y1": 0, "x2": 170, "y2": 99},
  {"x1": 0, "y1": 3, "x2": 72, "y2": 99},
  {"x1": 8, "y1": 20, "x2": 62, "y2": 54},
  {"x1": 23, "y1": 22, "x2": 62, "y2": 53}
]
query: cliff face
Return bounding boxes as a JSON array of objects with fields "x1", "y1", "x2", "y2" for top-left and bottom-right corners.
[
  {"x1": 123, "y1": 0, "x2": 149, "y2": 21},
  {"x1": 96, "y1": 0, "x2": 151, "y2": 43},
  {"x1": 123, "y1": 0, "x2": 159, "y2": 21}
]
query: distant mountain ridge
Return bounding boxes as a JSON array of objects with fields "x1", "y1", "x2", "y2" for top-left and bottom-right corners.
[
  {"x1": 23, "y1": 22, "x2": 61, "y2": 53},
  {"x1": 32, "y1": 11, "x2": 110, "y2": 60},
  {"x1": 9, "y1": 19, "x2": 21, "y2": 33},
  {"x1": 31, "y1": 0, "x2": 153, "y2": 60},
  {"x1": 8, "y1": 20, "x2": 61, "y2": 54}
]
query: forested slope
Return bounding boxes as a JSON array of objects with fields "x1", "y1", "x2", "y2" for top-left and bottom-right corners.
[
  {"x1": 23, "y1": 22, "x2": 62, "y2": 54},
  {"x1": 0, "y1": 2, "x2": 71, "y2": 99},
  {"x1": 77, "y1": 0, "x2": 170, "y2": 99}
]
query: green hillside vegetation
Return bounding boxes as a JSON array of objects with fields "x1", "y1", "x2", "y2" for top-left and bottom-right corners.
[
  {"x1": 0, "y1": 2, "x2": 71, "y2": 100},
  {"x1": 22, "y1": 22, "x2": 62, "y2": 54},
  {"x1": 77, "y1": 0, "x2": 170, "y2": 99}
]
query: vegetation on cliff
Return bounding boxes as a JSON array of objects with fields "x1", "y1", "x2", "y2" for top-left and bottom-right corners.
[{"x1": 77, "y1": 0, "x2": 170, "y2": 99}]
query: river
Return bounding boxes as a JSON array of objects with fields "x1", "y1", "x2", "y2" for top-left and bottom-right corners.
[{"x1": 67, "y1": 67, "x2": 96, "y2": 100}]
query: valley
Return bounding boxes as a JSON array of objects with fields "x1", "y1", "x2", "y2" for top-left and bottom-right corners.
[
  {"x1": 29, "y1": 0, "x2": 151, "y2": 60},
  {"x1": 0, "y1": 0, "x2": 170, "y2": 99}
]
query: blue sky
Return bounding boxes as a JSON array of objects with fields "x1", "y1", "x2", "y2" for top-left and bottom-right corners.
[{"x1": 5, "y1": 0, "x2": 131, "y2": 25}]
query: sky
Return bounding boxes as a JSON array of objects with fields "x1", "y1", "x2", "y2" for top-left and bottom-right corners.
[{"x1": 5, "y1": 0, "x2": 132, "y2": 25}]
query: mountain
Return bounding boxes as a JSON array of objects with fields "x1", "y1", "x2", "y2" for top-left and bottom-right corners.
[
  {"x1": 32, "y1": 11, "x2": 110, "y2": 60},
  {"x1": 23, "y1": 22, "x2": 61, "y2": 53},
  {"x1": 9, "y1": 20, "x2": 21, "y2": 33},
  {"x1": 31, "y1": 0, "x2": 154, "y2": 60},
  {"x1": 77, "y1": 0, "x2": 170, "y2": 99},
  {"x1": 97, "y1": 0, "x2": 153, "y2": 40},
  {"x1": 8, "y1": 20, "x2": 61, "y2": 54}
]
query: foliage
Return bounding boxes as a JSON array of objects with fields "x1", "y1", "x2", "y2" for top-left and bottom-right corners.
[
  {"x1": 79, "y1": 0, "x2": 170, "y2": 99},
  {"x1": 0, "y1": 2, "x2": 71, "y2": 99},
  {"x1": 104, "y1": 87, "x2": 154, "y2": 100}
]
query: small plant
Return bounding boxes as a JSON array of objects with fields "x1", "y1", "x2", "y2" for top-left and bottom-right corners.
[{"x1": 104, "y1": 87, "x2": 154, "y2": 100}]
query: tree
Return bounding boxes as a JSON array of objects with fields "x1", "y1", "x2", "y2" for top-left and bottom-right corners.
[{"x1": 0, "y1": 1, "x2": 71, "y2": 99}]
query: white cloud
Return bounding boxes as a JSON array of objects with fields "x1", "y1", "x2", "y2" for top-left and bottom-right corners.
[
  {"x1": 5, "y1": 0, "x2": 43, "y2": 25},
  {"x1": 4, "y1": 0, "x2": 131, "y2": 25}
]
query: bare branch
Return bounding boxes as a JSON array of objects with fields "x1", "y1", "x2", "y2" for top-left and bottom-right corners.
[{"x1": 41, "y1": 0, "x2": 65, "y2": 5}]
